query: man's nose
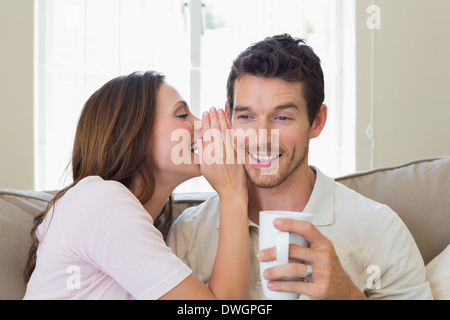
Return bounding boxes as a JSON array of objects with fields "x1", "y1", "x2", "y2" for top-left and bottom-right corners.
[{"x1": 255, "y1": 119, "x2": 275, "y2": 148}]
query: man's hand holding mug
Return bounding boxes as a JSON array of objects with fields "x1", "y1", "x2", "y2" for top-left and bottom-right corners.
[{"x1": 258, "y1": 212, "x2": 367, "y2": 300}]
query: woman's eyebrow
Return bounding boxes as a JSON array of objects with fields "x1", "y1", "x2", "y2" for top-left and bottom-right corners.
[{"x1": 174, "y1": 101, "x2": 188, "y2": 110}]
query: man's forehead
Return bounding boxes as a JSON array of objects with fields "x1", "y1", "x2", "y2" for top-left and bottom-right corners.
[{"x1": 233, "y1": 75, "x2": 306, "y2": 110}]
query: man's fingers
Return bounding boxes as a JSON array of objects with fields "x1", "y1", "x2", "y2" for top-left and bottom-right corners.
[
  {"x1": 263, "y1": 262, "x2": 316, "y2": 282},
  {"x1": 265, "y1": 278, "x2": 316, "y2": 297},
  {"x1": 273, "y1": 218, "x2": 330, "y2": 249},
  {"x1": 258, "y1": 244, "x2": 314, "y2": 264}
]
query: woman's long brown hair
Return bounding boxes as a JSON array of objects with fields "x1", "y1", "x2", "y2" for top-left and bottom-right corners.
[{"x1": 24, "y1": 71, "x2": 173, "y2": 282}]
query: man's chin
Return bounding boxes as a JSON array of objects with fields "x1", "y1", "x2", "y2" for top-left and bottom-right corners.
[{"x1": 245, "y1": 167, "x2": 285, "y2": 189}]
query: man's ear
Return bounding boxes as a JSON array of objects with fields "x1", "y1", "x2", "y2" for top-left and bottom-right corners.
[
  {"x1": 225, "y1": 103, "x2": 232, "y2": 125},
  {"x1": 310, "y1": 104, "x2": 327, "y2": 139}
]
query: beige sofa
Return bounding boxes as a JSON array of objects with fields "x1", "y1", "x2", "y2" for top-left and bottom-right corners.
[{"x1": 1, "y1": 157, "x2": 449, "y2": 300}]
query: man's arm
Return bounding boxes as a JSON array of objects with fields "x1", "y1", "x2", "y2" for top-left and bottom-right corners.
[{"x1": 365, "y1": 217, "x2": 433, "y2": 300}]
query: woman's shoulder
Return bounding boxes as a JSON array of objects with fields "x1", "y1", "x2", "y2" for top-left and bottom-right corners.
[
  {"x1": 74, "y1": 175, "x2": 130, "y2": 192},
  {"x1": 55, "y1": 176, "x2": 143, "y2": 224},
  {"x1": 66, "y1": 176, "x2": 135, "y2": 204},
  {"x1": 53, "y1": 176, "x2": 152, "y2": 243}
]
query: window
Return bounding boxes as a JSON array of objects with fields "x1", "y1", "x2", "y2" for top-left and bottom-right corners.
[{"x1": 35, "y1": 0, "x2": 355, "y2": 192}]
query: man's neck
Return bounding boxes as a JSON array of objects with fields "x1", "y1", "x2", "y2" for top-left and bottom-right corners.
[{"x1": 247, "y1": 166, "x2": 317, "y2": 225}]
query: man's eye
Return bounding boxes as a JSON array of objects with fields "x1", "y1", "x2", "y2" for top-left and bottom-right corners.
[
  {"x1": 237, "y1": 114, "x2": 251, "y2": 120},
  {"x1": 276, "y1": 116, "x2": 291, "y2": 121}
]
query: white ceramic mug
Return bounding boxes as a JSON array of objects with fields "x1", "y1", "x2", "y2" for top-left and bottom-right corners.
[{"x1": 259, "y1": 210, "x2": 313, "y2": 300}]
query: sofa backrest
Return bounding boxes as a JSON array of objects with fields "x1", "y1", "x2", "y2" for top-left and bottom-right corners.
[{"x1": 336, "y1": 157, "x2": 450, "y2": 265}]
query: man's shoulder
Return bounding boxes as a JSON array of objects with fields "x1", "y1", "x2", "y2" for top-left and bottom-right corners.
[
  {"x1": 333, "y1": 178, "x2": 405, "y2": 239},
  {"x1": 334, "y1": 179, "x2": 394, "y2": 214},
  {"x1": 172, "y1": 193, "x2": 221, "y2": 227},
  {"x1": 168, "y1": 193, "x2": 221, "y2": 256}
]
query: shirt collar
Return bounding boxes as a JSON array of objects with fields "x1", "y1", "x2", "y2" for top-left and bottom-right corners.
[
  {"x1": 303, "y1": 166, "x2": 335, "y2": 227},
  {"x1": 215, "y1": 166, "x2": 335, "y2": 229}
]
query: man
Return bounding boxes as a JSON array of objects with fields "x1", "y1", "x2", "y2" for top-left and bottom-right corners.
[{"x1": 168, "y1": 34, "x2": 432, "y2": 300}]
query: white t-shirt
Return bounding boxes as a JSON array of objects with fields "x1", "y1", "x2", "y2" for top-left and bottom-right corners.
[
  {"x1": 168, "y1": 167, "x2": 433, "y2": 300},
  {"x1": 24, "y1": 176, "x2": 191, "y2": 300}
]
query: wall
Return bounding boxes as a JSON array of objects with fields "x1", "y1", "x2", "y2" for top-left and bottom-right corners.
[
  {"x1": 356, "y1": 0, "x2": 450, "y2": 170},
  {"x1": 0, "y1": 0, "x2": 34, "y2": 189}
]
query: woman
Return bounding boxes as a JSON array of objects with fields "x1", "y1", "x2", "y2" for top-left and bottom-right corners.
[{"x1": 24, "y1": 71, "x2": 249, "y2": 299}]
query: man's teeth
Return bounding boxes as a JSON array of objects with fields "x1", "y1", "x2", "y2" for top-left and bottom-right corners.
[
  {"x1": 249, "y1": 153, "x2": 279, "y2": 161},
  {"x1": 191, "y1": 145, "x2": 199, "y2": 155}
]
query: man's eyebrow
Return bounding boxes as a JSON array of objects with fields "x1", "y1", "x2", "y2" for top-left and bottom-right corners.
[
  {"x1": 233, "y1": 105, "x2": 251, "y2": 113},
  {"x1": 234, "y1": 103, "x2": 299, "y2": 113},
  {"x1": 274, "y1": 103, "x2": 299, "y2": 111}
]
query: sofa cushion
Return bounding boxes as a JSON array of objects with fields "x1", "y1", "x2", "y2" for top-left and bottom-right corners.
[
  {"x1": 426, "y1": 244, "x2": 450, "y2": 300},
  {"x1": 0, "y1": 189, "x2": 53, "y2": 300},
  {"x1": 336, "y1": 157, "x2": 450, "y2": 265}
]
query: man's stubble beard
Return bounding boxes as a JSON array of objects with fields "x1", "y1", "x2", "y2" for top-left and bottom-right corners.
[{"x1": 244, "y1": 141, "x2": 309, "y2": 189}]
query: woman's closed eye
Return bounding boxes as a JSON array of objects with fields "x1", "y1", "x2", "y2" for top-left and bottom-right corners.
[{"x1": 176, "y1": 113, "x2": 189, "y2": 119}]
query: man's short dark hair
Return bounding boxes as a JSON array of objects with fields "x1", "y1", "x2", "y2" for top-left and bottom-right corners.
[{"x1": 226, "y1": 34, "x2": 325, "y2": 125}]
